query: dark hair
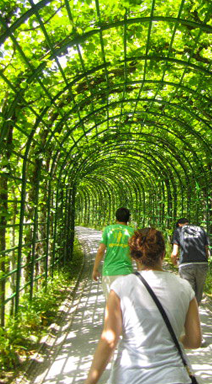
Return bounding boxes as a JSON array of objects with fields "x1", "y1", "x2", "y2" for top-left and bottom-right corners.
[
  {"x1": 129, "y1": 228, "x2": 165, "y2": 267},
  {"x1": 116, "y1": 207, "x2": 130, "y2": 223},
  {"x1": 176, "y1": 218, "x2": 189, "y2": 228}
]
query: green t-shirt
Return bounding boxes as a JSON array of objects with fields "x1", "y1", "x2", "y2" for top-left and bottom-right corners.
[{"x1": 101, "y1": 223, "x2": 134, "y2": 276}]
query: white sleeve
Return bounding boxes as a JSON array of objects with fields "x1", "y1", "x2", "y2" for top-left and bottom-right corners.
[{"x1": 110, "y1": 276, "x2": 124, "y2": 297}]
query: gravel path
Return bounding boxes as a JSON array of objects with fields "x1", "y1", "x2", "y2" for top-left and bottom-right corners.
[{"x1": 13, "y1": 226, "x2": 212, "y2": 384}]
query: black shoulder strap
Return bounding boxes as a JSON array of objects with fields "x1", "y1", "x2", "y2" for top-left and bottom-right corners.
[{"x1": 134, "y1": 271, "x2": 187, "y2": 367}]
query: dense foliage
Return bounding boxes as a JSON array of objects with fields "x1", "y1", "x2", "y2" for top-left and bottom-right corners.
[
  {"x1": 0, "y1": 0, "x2": 212, "y2": 325},
  {"x1": 0, "y1": 240, "x2": 84, "y2": 377}
]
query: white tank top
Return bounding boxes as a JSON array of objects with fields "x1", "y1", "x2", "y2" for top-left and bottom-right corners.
[{"x1": 109, "y1": 270, "x2": 194, "y2": 384}]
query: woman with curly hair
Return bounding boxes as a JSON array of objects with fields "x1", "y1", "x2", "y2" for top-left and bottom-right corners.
[{"x1": 85, "y1": 228, "x2": 201, "y2": 384}]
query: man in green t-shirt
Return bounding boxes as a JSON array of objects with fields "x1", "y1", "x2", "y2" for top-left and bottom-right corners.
[{"x1": 92, "y1": 207, "x2": 134, "y2": 298}]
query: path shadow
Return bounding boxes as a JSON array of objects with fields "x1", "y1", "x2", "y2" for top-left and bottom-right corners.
[
  {"x1": 17, "y1": 226, "x2": 212, "y2": 384},
  {"x1": 186, "y1": 305, "x2": 212, "y2": 384},
  {"x1": 32, "y1": 280, "x2": 109, "y2": 384}
]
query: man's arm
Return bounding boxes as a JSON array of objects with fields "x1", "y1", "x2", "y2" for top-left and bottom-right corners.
[
  {"x1": 171, "y1": 243, "x2": 179, "y2": 265},
  {"x1": 92, "y1": 243, "x2": 106, "y2": 281},
  {"x1": 205, "y1": 245, "x2": 209, "y2": 260},
  {"x1": 203, "y1": 228, "x2": 210, "y2": 260}
]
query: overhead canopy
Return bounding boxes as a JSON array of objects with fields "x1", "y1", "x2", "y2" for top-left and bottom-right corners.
[
  {"x1": 1, "y1": 0, "x2": 212, "y2": 324},
  {"x1": 0, "y1": 0, "x2": 212, "y2": 229}
]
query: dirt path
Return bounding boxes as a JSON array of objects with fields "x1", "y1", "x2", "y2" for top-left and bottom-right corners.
[{"x1": 14, "y1": 226, "x2": 212, "y2": 384}]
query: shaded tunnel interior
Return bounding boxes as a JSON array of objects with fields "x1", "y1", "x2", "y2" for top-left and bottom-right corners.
[{"x1": 0, "y1": 0, "x2": 212, "y2": 324}]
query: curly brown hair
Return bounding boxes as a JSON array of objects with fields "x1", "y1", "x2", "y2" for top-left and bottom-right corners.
[{"x1": 129, "y1": 228, "x2": 165, "y2": 267}]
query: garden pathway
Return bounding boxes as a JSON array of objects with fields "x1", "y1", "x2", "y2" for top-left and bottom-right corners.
[{"x1": 16, "y1": 226, "x2": 212, "y2": 384}]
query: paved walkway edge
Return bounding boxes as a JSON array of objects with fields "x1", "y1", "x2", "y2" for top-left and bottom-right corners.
[{"x1": 12, "y1": 249, "x2": 87, "y2": 384}]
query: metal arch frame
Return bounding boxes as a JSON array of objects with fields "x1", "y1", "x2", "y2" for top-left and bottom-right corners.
[
  {"x1": 1, "y1": 1, "x2": 212, "y2": 324},
  {"x1": 74, "y1": 149, "x2": 176, "y2": 220},
  {"x1": 42, "y1": 87, "x2": 212, "y2": 155},
  {"x1": 76, "y1": 165, "x2": 145, "y2": 226},
  {"x1": 1, "y1": 10, "x2": 212, "y2": 151},
  {"x1": 55, "y1": 132, "x2": 203, "y2": 198},
  {"x1": 1, "y1": 11, "x2": 210, "y2": 156},
  {"x1": 54, "y1": 120, "x2": 209, "y2": 223},
  {"x1": 1, "y1": 91, "x2": 210, "y2": 216},
  {"x1": 1, "y1": 60, "x2": 210, "y2": 202},
  {"x1": 77, "y1": 170, "x2": 139, "y2": 224},
  {"x1": 29, "y1": 76, "x2": 211, "y2": 157},
  {"x1": 69, "y1": 140, "x2": 205, "y2": 223},
  {"x1": 2, "y1": 16, "x2": 212, "y2": 80},
  {"x1": 60, "y1": 130, "x2": 195, "y2": 185},
  {"x1": 2, "y1": 112, "x2": 206, "y2": 311},
  {"x1": 75, "y1": 160, "x2": 164, "y2": 227},
  {"x1": 43, "y1": 101, "x2": 211, "y2": 181}
]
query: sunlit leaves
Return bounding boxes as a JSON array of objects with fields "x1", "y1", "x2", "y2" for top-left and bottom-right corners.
[{"x1": 0, "y1": 0, "x2": 212, "y2": 229}]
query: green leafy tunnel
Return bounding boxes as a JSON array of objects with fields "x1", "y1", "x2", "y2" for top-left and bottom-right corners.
[{"x1": 0, "y1": 0, "x2": 212, "y2": 324}]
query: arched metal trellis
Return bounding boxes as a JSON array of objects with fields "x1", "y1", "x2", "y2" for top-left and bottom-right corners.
[{"x1": 0, "y1": 0, "x2": 212, "y2": 325}]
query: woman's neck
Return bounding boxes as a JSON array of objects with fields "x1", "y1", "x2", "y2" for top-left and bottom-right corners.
[{"x1": 138, "y1": 264, "x2": 164, "y2": 272}]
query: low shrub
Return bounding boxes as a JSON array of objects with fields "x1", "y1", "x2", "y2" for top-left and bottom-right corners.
[{"x1": 0, "y1": 242, "x2": 83, "y2": 376}]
